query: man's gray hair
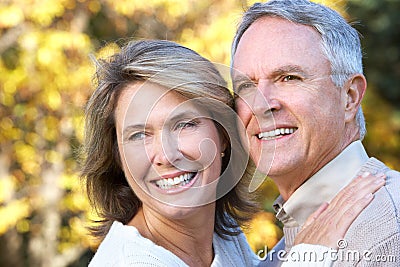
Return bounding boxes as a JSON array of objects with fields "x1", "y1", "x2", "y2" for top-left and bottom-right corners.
[{"x1": 231, "y1": 0, "x2": 366, "y2": 140}]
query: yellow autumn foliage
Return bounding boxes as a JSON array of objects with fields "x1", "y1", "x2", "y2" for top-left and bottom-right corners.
[
  {"x1": 243, "y1": 211, "x2": 283, "y2": 253},
  {"x1": 0, "y1": 0, "x2": 398, "y2": 265},
  {"x1": 0, "y1": 198, "x2": 31, "y2": 235}
]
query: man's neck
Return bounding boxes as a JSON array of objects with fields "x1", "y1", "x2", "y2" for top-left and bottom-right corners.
[
  {"x1": 273, "y1": 140, "x2": 369, "y2": 227},
  {"x1": 271, "y1": 156, "x2": 337, "y2": 201},
  {"x1": 272, "y1": 139, "x2": 358, "y2": 201}
]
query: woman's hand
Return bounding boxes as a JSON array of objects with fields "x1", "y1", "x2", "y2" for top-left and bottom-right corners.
[{"x1": 294, "y1": 172, "x2": 386, "y2": 248}]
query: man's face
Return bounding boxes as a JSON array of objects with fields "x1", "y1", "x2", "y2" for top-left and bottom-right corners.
[{"x1": 232, "y1": 17, "x2": 347, "y2": 188}]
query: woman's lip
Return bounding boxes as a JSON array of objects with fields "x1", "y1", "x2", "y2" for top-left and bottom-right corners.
[
  {"x1": 151, "y1": 172, "x2": 199, "y2": 195},
  {"x1": 151, "y1": 171, "x2": 189, "y2": 181}
]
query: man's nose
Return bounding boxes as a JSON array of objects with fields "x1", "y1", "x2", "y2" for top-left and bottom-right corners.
[{"x1": 252, "y1": 80, "x2": 281, "y2": 116}]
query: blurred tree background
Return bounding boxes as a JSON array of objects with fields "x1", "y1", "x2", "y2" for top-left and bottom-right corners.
[{"x1": 0, "y1": 0, "x2": 398, "y2": 266}]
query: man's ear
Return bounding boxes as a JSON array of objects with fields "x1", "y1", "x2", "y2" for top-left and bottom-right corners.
[{"x1": 344, "y1": 74, "x2": 367, "y2": 123}]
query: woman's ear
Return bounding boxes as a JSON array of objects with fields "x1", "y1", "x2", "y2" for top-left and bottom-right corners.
[
  {"x1": 221, "y1": 142, "x2": 227, "y2": 155},
  {"x1": 344, "y1": 74, "x2": 367, "y2": 123}
]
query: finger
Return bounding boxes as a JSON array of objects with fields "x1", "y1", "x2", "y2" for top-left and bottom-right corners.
[
  {"x1": 294, "y1": 173, "x2": 386, "y2": 248},
  {"x1": 320, "y1": 173, "x2": 385, "y2": 241},
  {"x1": 295, "y1": 193, "x2": 375, "y2": 248},
  {"x1": 334, "y1": 191, "x2": 374, "y2": 238},
  {"x1": 303, "y1": 202, "x2": 329, "y2": 228},
  {"x1": 331, "y1": 174, "x2": 385, "y2": 214},
  {"x1": 329, "y1": 172, "x2": 385, "y2": 210},
  {"x1": 352, "y1": 172, "x2": 386, "y2": 195}
]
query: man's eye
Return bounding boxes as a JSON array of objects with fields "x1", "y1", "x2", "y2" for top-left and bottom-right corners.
[
  {"x1": 282, "y1": 75, "x2": 301, "y2": 82},
  {"x1": 175, "y1": 120, "x2": 198, "y2": 130}
]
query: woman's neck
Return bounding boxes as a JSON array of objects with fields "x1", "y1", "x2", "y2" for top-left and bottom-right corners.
[{"x1": 129, "y1": 204, "x2": 216, "y2": 267}]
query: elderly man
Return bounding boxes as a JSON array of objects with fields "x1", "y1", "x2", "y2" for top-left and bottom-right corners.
[{"x1": 231, "y1": 0, "x2": 400, "y2": 266}]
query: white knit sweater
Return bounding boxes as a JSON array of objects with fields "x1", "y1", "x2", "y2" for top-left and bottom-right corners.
[{"x1": 89, "y1": 221, "x2": 334, "y2": 266}]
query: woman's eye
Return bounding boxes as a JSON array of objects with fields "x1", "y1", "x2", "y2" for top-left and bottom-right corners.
[
  {"x1": 282, "y1": 75, "x2": 301, "y2": 82},
  {"x1": 128, "y1": 132, "x2": 146, "y2": 141},
  {"x1": 237, "y1": 82, "x2": 256, "y2": 93}
]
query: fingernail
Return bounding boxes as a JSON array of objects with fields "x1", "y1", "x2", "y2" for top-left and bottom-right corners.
[
  {"x1": 361, "y1": 172, "x2": 371, "y2": 178},
  {"x1": 375, "y1": 178, "x2": 385, "y2": 184},
  {"x1": 375, "y1": 172, "x2": 386, "y2": 178},
  {"x1": 364, "y1": 193, "x2": 373, "y2": 199}
]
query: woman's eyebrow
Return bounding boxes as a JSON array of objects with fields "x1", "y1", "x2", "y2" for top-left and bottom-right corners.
[
  {"x1": 168, "y1": 111, "x2": 203, "y2": 122},
  {"x1": 122, "y1": 111, "x2": 202, "y2": 134},
  {"x1": 123, "y1": 124, "x2": 146, "y2": 136},
  {"x1": 232, "y1": 74, "x2": 254, "y2": 91}
]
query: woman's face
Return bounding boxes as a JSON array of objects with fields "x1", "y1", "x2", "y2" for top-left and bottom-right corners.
[{"x1": 115, "y1": 82, "x2": 225, "y2": 219}]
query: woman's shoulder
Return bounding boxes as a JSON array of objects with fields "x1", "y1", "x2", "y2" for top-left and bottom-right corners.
[
  {"x1": 89, "y1": 221, "x2": 188, "y2": 267},
  {"x1": 88, "y1": 221, "x2": 142, "y2": 266},
  {"x1": 212, "y1": 231, "x2": 259, "y2": 267}
]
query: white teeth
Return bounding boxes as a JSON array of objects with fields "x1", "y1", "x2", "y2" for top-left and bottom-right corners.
[
  {"x1": 155, "y1": 173, "x2": 196, "y2": 190},
  {"x1": 258, "y1": 128, "x2": 297, "y2": 140},
  {"x1": 181, "y1": 174, "x2": 187, "y2": 182}
]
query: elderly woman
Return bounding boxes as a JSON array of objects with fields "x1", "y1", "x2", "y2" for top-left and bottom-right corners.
[{"x1": 81, "y1": 40, "x2": 384, "y2": 266}]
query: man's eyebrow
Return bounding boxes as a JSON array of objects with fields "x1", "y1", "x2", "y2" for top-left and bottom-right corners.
[
  {"x1": 232, "y1": 65, "x2": 307, "y2": 83},
  {"x1": 270, "y1": 65, "x2": 307, "y2": 78}
]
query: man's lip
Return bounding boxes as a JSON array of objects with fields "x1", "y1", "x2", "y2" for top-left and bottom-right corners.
[
  {"x1": 256, "y1": 125, "x2": 298, "y2": 135},
  {"x1": 256, "y1": 126, "x2": 298, "y2": 140}
]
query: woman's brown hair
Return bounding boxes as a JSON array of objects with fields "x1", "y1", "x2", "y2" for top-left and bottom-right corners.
[{"x1": 81, "y1": 40, "x2": 257, "y2": 239}]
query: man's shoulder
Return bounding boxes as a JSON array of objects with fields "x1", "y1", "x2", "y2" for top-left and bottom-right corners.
[
  {"x1": 365, "y1": 157, "x2": 400, "y2": 205},
  {"x1": 344, "y1": 158, "x2": 400, "y2": 247},
  {"x1": 332, "y1": 161, "x2": 400, "y2": 266},
  {"x1": 385, "y1": 167, "x2": 400, "y2": 207}
]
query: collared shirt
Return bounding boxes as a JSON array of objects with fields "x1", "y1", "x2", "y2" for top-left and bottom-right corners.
[{"x1": 273, "y1": 141, "x2": 369, "y2": 250}]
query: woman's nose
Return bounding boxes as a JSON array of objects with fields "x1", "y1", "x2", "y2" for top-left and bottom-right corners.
[{"x1": 151, "y1": 132, "x2": 179, "y2": 167}]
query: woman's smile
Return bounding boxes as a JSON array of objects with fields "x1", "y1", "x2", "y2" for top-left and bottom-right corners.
[{"x1": 151, "y1": 171, "x2": 198, "y2": 193}]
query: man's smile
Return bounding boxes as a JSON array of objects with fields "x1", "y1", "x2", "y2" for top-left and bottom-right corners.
[{"x1": 257, "y1": 127, "x2": 298, "y2": 140}]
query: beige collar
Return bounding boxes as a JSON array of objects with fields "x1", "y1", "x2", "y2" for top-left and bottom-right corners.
[{"x1": 273, "y1": 140, "x2": 369, "y2": 227}]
